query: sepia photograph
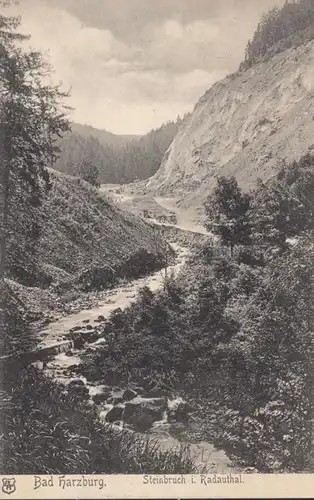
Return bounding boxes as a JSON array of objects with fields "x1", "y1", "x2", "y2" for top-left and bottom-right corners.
[{"x1": 1, "y1": 0, "x2": 314, "y2": 497}]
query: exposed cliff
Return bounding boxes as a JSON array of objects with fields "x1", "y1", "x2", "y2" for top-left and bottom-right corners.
[{"x1": 145, "y1": 40, "x2": 314, "y2": 215}]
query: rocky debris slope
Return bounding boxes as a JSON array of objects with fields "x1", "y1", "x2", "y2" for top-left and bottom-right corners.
[
  {"x1": 144, "y1": 40, "x2": 314, "y2": 214},
  {"x1": 37, "y1": 170, "x2": 168, "y2": 289}
]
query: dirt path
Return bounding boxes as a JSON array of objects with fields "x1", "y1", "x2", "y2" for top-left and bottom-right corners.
[{"x1": 154, "y1": 196, "x2": 208, "y2": 235}]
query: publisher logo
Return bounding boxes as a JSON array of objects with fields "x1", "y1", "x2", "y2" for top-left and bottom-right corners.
[{"x1": 2, "y1": 478, "x2": 16, "y2": 495}]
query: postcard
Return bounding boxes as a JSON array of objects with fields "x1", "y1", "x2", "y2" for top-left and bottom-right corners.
[{"x1": 1, "y1": 0, "x2": 314, "y2": 498}]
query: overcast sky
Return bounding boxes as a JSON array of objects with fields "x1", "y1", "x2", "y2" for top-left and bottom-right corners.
[{"x1": 9, "y1": 0, "x2": 285, "y2": 134}]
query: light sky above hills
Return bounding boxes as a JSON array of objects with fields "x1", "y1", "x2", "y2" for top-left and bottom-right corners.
[{"x1": 9, "y1": 0, "x2": 285, "y2": 134}]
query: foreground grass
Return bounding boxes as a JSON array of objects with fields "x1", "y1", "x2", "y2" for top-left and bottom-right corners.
[{"x1": 0, "y1": 367, "x2": 195, "y2": 474}]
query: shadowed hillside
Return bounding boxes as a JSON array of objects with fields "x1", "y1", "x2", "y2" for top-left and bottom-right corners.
[
  {"x1": 20, "y1": 169, "x2": 168, "y2": 290},
  {"x1": 54, "y1": 117, "x2": 185, "y2": 184}
]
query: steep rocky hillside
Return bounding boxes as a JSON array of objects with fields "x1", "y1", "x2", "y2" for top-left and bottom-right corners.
[
  {"x1": 15, "y1": 169, "x2": 167, "y2": 290},
  {"x1": 144, "y1": 40, "x2": 314, "y2": 214}
]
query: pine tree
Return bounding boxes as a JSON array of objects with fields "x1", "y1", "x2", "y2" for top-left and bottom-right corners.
[{"x1": 0, "y1": 2, "x2": 70, "y2": 282}]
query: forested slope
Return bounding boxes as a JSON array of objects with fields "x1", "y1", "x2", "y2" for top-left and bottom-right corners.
[{"x1": 54, "y1": 117, "x2": 185, "y2": 184}]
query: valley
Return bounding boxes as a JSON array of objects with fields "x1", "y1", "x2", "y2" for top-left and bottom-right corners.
[
  {"x1": 32, "y1": 235, "x2": 240, "y2": 474},
  {"x1": 3, "y1": 0, "x2": 314, "y2": 479}
]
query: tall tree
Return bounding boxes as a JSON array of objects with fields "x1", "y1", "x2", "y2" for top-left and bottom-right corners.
[
  {"x1": 0, "y1": 2, "x2": 70, "y2": 282},
  {"x1": 251, "y1": 178, "x2": 308, "y2": 250},
  {"x1": 204, "y1": 176, "x2": 252, "y2": 256}
]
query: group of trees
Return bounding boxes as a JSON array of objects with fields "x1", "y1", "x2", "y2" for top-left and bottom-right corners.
[
  {"x1": 204, "y1": 155, "x2": 314, "y2": 256},
  {"x1": 198, "y1": 163, "x2": 314, "y2": 469},
  {"x1": 241, "y1": 0, "x2": 314, "y2": 68},
  {"x1": 54, "y1": 116, "x2": 185, "y2": 185},
  {"x1": 0, "y1": 2, "x2": 193, "y2": 476},
  {"x1": 204, "y1": 177, "x2": 251, "y2": 256}
]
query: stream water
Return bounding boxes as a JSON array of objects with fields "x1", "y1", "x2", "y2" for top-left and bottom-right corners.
[{"x1": 35, "y1": 242, "x2": 240, "y2": 473}]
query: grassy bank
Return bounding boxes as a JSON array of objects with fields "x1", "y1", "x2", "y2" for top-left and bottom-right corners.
[{"x1": 0, "y1": 366, "x2": 195, "y2": 474}]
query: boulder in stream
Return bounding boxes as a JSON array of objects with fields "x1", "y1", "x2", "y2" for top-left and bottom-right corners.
[
  {"x1": 71, "y1": 332, "x2": 86, "y2": 349},
  {"x1": 107, "y1": 396, "x2": 123, "y2": 405},
  {"x1": 71, "y1": 328, "x2": 99, "y2": 348},
  {"x1": 94, "y1": 315, "x2": 106, "y2": 323},
  {"x1": 106, "y1": 404, "x2": 125, "y2": 422},
  {"x1": 92, "y1": 390, "x2": 111, "y2": 404},
  {"x1": 68, "y1": 383, "x2": 89, "y2": 399},
  {"x1": 68, "y1": 379, "x2": 86, "y2": 387},
  {"x1": 70, "y1": 326, "x2": 83, "y2": 333},
  {"x1": 167, "y1": 397, "x2": 189, "y2": 422},
  {"x1": 123, "y1": 397, "x2": 166, "y2": 430},
  {"x1": 122, "y1": 388, "x2": 137, "y2": 401}
]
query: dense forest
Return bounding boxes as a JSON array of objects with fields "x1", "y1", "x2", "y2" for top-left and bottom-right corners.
[
  {"x1": 241, "y1": 0, "x2": 314, "y2": 68},
  {"x1": 54, "y1": 116, "x2": 185, "y2": 185}
]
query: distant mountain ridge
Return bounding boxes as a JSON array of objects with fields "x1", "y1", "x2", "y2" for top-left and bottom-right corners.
[{"x1": 71, "y1": 122, "x2": 140, "y2": 147}]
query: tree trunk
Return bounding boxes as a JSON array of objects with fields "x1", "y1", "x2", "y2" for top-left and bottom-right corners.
[
  {"x1": 163, "y1": 245, "x2": 168, "y2": 291},
  {"x1": 0, "y1": 135, "x2": 9, "y2": 282}
]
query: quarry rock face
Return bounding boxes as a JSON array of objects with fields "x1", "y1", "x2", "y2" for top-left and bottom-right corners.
[{"x1": 145, "y1": 41, "x2": 314, "y2": 214}]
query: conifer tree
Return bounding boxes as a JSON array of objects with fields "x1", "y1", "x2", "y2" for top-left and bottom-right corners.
[
  {"x1": 0, "y1": 2, "x2": 70, "y2": 282},
  {"x1": 204, "y1": 176, "x2": 252, "y2": 256}
]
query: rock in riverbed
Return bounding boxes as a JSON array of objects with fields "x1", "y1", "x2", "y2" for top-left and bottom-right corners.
[
  {"x1": 94, "y1": 315, "x2": 106, "y2": 323},
  {"x1": 70, "y1": 328, "x2": 101, "y2": 349},
  {"x1": 107, "y1": 396, "x2": 123, "y2": 405},
  {"x1": 122, "y1": 388, "x2": 138, "y2": 401},
  {"x1": 106, "y1": 404, "x2": 125, "y2": 422},
  {"x1": 68, "y1": 379, "x2": 89, "y2": 398},
  {"x1": 123, "y1": 397, "x2": 166, "y2": 430},
  {"x1": 167, "y1": 397, "x2": 189, "y2": 422},
  {"x1": 68, "y1": 379, "x2": 86, "y2": 387},
  {"x1": 92, "y1": 390, "x2": 111, "y2": 404}
]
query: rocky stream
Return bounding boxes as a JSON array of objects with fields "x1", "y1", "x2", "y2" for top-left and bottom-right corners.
[{"x1": 33, "y1": 242, "x2": 240, "y2": 473}]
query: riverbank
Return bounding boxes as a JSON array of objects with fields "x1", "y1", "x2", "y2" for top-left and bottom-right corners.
[{"x1": 29, "y1": 237, "x2": 240, "y2": 474}]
